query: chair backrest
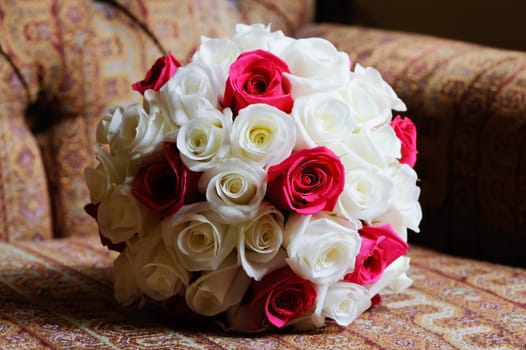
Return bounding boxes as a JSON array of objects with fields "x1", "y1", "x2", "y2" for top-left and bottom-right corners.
[{"x1": 0, "y1": 0, "x2": 314, "y2": 241}]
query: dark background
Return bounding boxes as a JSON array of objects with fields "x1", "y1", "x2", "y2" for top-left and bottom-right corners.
[{"x1": 316, "y1": 0, "x2": 526, "y2": 51}]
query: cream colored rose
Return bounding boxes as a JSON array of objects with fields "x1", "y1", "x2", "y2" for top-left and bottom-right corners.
[
  {"x1": 199, "y1": 159, "x2": 267, "y2": 223},
  {"x1": 96, "y1": 107, "x2": 117, "y2": 145},
  {"x1": 230, "y1": 104, "x2": 296, "y2": 168},
  {"x1": 235, "y1": 203, "x2": 287, "y2": 280},
  {"x1": 134, "y1": 230, "x2": 189, "y2": 301},
  {"x1": 99, "y1": 104, "x2": 166, "y2": 158},
  {"x1": 185, "y1": 253, "x2": 251, "y2": 316},
  {"x1": 176, "y1": 98, "x2": 232, "y2": 171},
  {"x1": 97, "y1": 184, "x2": 147, "y2": 244},
  {"x1": 113, "y1": 249, "x2": 141, "y2": 306},
  {"x1": 84, "y1": 145, "x2": 135, "y2": 203},
  {"x1": 284, "y1": 213, "x2": 361, "y2": 285},
  {"x1": 161, "y1": 203, "x2": 236, "y2": 271}
]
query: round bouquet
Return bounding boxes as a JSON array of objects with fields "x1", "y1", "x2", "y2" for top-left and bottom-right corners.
[{"x1": 85, "y1": 24, "x2": 421, "y2": 332}]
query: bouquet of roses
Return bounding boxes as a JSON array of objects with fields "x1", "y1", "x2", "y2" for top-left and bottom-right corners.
[{"x1": 84, "y1": 23, "x2": 421, "y2": 332}]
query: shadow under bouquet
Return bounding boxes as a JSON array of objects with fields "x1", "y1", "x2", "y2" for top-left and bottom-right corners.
[{"x1": 85, "y1": 23, "x2": 422, "y2": 333}]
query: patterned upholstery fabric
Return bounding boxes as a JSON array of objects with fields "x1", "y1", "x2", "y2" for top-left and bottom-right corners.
[
  {"x1": 238, "y1": 0, "x2": 315, "y2": 35},
  {"x1": 1, "y1": 237, "x2": 524, "y2": 349},
  {"x1": 298, "y1": 24, "x2": 526, "y2": 267},
  {"x1": 0, "y1": 0, "x2": 204, "y2": 240},
  {"x1": 0, "y1": 0, "x2": 314, "y2": 241},
  {"x1": 0, "y1": 27, "x2": 53, "y2": 241}
]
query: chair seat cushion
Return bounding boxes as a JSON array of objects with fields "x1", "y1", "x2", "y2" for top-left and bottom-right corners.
[{"x1": 0, "y1": 237, "x2": 524, "y2": 349}]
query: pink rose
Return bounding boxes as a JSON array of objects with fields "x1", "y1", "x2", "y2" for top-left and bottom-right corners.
[
  {"x1": 344, "y1": 224, "x2": 408, "y2": 285},
  {"x1": 248, "y1": 267, "x2": 316, "y2": 328},
  {"x1": 132, "y1": 143, "x2": 202, "y2": 218},
  {"x1": 391, "y1": 115, "x2": 418, "y2": 168},
  {"x1": 223, "y1": 49, "x2": 293, "y2": 116},
  {"x1": 266, "y1": 146, "x2": 345, "y2": 215},
  {"x1": 131, "y1": 51, "x2": 181, "y2": 94}
]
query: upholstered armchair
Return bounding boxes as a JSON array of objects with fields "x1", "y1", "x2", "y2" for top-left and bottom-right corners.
[{"x1": 1, "y1": 1, "x2": 524, "y2": 348}]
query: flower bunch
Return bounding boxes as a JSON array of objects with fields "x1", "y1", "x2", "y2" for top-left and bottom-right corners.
[{"x1": 85, "y1": 24, "x2": 421, "y2": 332}]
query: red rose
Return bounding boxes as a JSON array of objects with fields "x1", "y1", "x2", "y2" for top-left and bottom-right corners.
[
  {"x1": 131, "y1": 51, "x2": 181, "y2": 94},
  {"x1": 266, "y1": 146, "x2": 345, "y2": 215},
  {"x1": 248, "y1": 267, "x2": 316, "y2": 328},
  {"x1": 344, "y1": 224, "x2": 408, "y2": 285},
  {"x1": 132, "y1": 143, "x2": 202, "y2": 218},
  {"x1": 223, "y1": 49, "x2": 293, "y2": 115},
  {"x1": 391, "y1": 115, "x2": 418, "y2": 168}
]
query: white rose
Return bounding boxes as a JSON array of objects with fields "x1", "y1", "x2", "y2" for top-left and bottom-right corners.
[
  {"x1": 284, "y1": 213, "x2": 361, "y2": 285},
  {"x1": 142, "y1": 89, "x2": 179, "y2": 139},
  {"x1": 368, "y1": 256, "x2": 411, "y2": 297},
  {"x1": 369, "y1": 124, "x2": 402, "y2": 164},
  {"x1": 371, "y1": 207, "x2": 408, "y2": 241},
  {"x1": 96, "y1": 107, "x2": 116, "y2": 145},
  {"x1": 163, "y1": 62, "x2": 220, "y2": 107},
  {"x1": 84, "y1": 146, "x2": 132, "y2": 203},
  {"x1": 101, "y1": 104, "x2": 167, "y2": 157},
  {"x1": 97, "y1": 184, "x2": 147, "y2": 244},
  {"x1": 344, "y1": 64, "x2": 406, "y2": 127},
  {"x1": 387, "y1": 272, "x2": 414, "y2": 293},
  {"x1": 85, "y1": 164, "x2": 111, "y2": 203},
  {"x1": 292, "y1": 92, "x2": 356, "y2": 150},
  {"x1": 235, "y1": 203, "x2": 287, "y2": 280},
  {"x1": 192, "y1": 36, "x2": 240, "y2": 67},
  {"x1": 151, "y1": 83, "x2": 188, "y2": 127},
  {"x1": 354, "y1": 64, "x2": 407, "y2": 112},
  {"x1": 185, "y1": 253, "x2": 251, "y2": 316},
  {"x1": 134, "y1": 230, "x2": 189, "y2": 301},
  {"x1": 230, "y1": 104, "x2": 296, "y2": 168},
  {"x1": 312, "y1": 282, "x2": 371, "y2": 327},
  {"x1": 335, "y1": 167, "x2": 394, "y2": 222},
  {"x1": 199, "y1": 159, "x2": 267, "y2": 223},
  {"x1": 113, "y1": 249, "x2": 141, "y2": 306},
  {"x1": 281, "y1": 38, "x2": 351, "y2": 97},
  {"x1": 161, "y1": 203, "x2": 236, "y2": 271},
  {"x1": 343, "y1": 124, "x2": 401, "y2": 169},
  {"x1": 390, "y1": 164, "x2": 422, "y2": 233},
  {"x1": 191, "y1": 37, "x2": 240, "y2": 93},
  {"x1": 232, "y1": 23, "x2": 292, "y2": 54},
  {"x1": 176, "y1": 98, "x2": 232, "y2": 171}
]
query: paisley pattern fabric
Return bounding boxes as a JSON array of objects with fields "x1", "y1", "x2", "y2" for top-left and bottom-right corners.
[
  {"x1": 298, "y1": 24, "x2": 526, "y2": 267},
  {"x1": 0, "y1": 237, "x2": 524, "y2": 349}
]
